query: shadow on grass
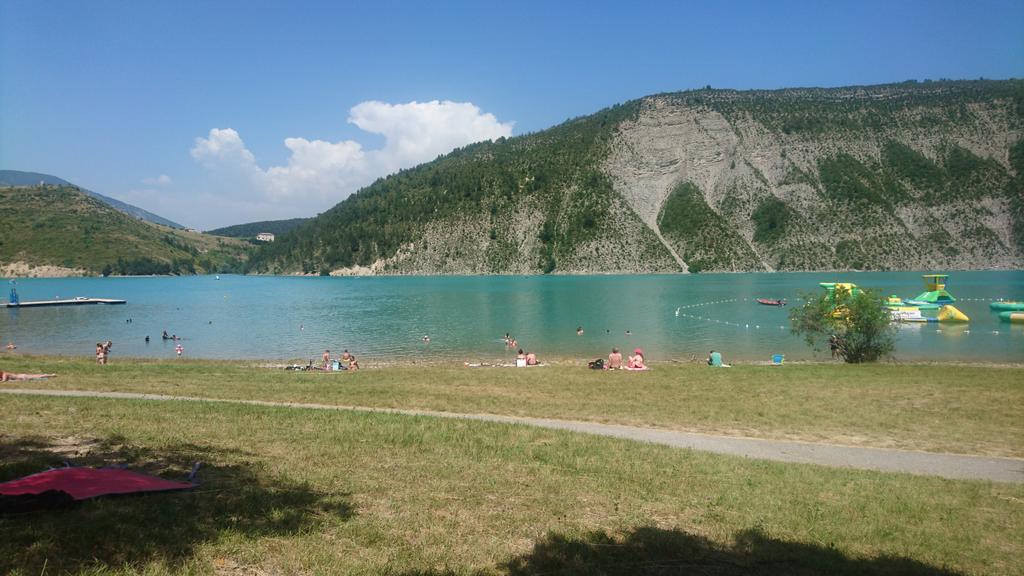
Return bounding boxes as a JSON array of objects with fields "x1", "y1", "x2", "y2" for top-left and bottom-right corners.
[
  {"x1": 0, "y1": 435, "x2": 354, "y2": 574},
  {"x1": 401, "y1": 526, "x2": 964, "y2": 576},
  {"x1": 501, "y1": 527, "x2": 964, "y2": 576}
]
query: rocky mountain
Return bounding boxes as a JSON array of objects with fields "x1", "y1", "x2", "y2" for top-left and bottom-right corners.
[
  {"x1": 0, "y1": 185, "x2": 249, "y2": 277},
  {"x1": 0, "y1": 170, "x2": 184, "y2": 229},
  {"x1": 249, "y1": 80, "x2": 1024, "y2": 274}
]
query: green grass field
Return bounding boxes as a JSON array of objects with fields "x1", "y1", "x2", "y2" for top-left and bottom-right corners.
[
  {"x1": 3, "y1": 357, "x2": 1022, "y2": 457},
  {"x1": 1, "y1": 358, "x2": 1022, "y2": 574}
]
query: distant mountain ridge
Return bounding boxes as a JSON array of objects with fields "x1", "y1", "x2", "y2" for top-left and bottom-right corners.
[
  {"x1": 248, "y1": 79, "x2": 1024, "y2": 274},
  {"x1": 0, "y1": 170, "x2": 184, "y2": 229},
  {"x1": 207, "y1": 218, "x2": 310, "y2": 238}
]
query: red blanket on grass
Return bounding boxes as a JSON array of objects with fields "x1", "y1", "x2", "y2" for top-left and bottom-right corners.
[{"x1": 0, "y1": 467, "x2": 196, "y2": 500}]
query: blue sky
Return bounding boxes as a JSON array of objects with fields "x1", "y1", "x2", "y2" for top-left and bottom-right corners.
[{"x1": 2, "y1": 0, "x2": 1022, "y2": 229}]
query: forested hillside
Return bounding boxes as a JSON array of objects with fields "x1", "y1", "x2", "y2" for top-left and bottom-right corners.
[
  {"x1": 237, "y1": 81, "x2": 1024, "y2": 273},
  {"x1": 207, "y1": 218, "x2": 310, "y2": 239},
  {"x1": 0, "y1": 186, "x2": 250, "y2": 276}
]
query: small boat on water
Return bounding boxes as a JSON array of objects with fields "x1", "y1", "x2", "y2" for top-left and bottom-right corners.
[
  {"x1": 756, "y1": 298, "x2": 786, "y2": 306},
  {"x1": 990, "y1": 301, "x2": 1024, "y2": 311}
]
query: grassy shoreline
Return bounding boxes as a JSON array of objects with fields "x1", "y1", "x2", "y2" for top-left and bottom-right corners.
[{"x1": 2, "y1": 355, "x2": 1022, "y2": 458}]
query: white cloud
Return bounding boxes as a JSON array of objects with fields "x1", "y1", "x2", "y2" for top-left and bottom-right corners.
[
  {"x1": 190, "y1": 100, "x2": 513, "y2": 226},
  {"x1": 190, "y1": 128, "x2": 256, "y2": 168},
  {"x1": 142, "y1": 174, "x2": 172, "y2": 186},
  {"x1": 349, "y1": 100, "x2": 513, "y2": 173}
]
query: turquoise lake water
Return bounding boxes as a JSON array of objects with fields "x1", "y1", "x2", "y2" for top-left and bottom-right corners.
[{"x1": 2, "y1": 272, "x2": 1022, "y2": 363}]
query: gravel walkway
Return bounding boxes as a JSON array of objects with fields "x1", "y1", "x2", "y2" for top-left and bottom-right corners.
[{"x1": 4, "y1": 388, "x2": 1022, "y2": 483}]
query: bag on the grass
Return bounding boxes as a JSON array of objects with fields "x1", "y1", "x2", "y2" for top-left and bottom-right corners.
[{"x1": 588, "y1": 358, "x2": 604, "y2": 370}]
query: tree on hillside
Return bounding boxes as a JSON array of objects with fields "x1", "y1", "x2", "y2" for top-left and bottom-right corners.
[{"x1": 790, "y1": 287, "x2": 896, "y2": 363}]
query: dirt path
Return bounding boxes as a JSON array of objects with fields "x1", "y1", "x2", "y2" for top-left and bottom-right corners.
[{"x1": 4, "y1": 388, "x2": 1021, "y2": 483}]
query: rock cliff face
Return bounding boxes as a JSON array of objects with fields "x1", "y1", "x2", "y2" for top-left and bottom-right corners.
[
  {"x1": 607, "y1": 87, "x2": 1024, "y2": 271},
  {"x1": 251, "y1": 81, "x2": 1024, "y2": 274}
]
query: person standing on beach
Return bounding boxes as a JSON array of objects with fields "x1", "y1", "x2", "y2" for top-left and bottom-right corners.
[
  {"x1": 95, "y1": 341, "x2": 111, "y2": 365},
  {"x1": 829, "y1": 334, "x2": 840, "y2": 360}
]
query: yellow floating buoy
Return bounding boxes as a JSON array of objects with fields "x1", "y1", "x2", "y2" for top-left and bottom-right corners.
[{"x1": 937, "y1": 305, "x2": 969, "y2": 323}]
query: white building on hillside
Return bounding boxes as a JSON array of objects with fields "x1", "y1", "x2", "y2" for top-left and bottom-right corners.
[{"x1": 256, "y1": 232, "x2": 275, "y2": 242}]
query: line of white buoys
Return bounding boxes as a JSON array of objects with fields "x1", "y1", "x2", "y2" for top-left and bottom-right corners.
[
  {"x1": 677, "y1": 309, "x2": 1015, "y2": 337},
  {"x1": 955, "y1": 297, "x2": 1014, "y2": 302},
  {"x1": 674, "y1": 299, "x2": 740, "y2": 311}
]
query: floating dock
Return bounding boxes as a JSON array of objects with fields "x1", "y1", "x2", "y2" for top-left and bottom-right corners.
[{"x1": 5, "y1": 297, "x2": 126, "y2": 308}]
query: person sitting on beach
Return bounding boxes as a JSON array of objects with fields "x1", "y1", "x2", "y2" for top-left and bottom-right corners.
[
  {"x1": 516, "y1": 349, "x2": 526, "y2": 360},
  {"x1": 348, "y1": 355, "x2": 359, "y2": 371},
  {"x1": 628, "y1": 348, "x2": 645, "y2": 369},
  {"x1": 525, "y1": 351, "x2": 538, "y2": 366},
  {"x1": 707, "y1": 350, "x2": 731, "y2": 368},
  {"x1": 1, "y1": 371, "x2": 56, "y2": 382},
  {"x1": 322, "y1": 350, "x2": 331, "y2": 370},
  {"x1": 5, "y1": 342, "x2": 15, "y2": 350},
  {"x1": 607, "y1": 347, "x2": 623, "y2": 370}
]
